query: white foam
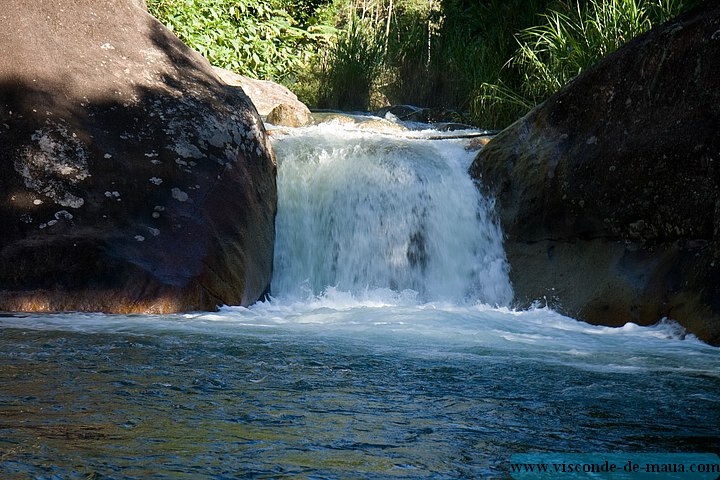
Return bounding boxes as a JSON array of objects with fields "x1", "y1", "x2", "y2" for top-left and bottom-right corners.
[{"x1": 270, "y1": 122, "x2": 512, "y2": 306}]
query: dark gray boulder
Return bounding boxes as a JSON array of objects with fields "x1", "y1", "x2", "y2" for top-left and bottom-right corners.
[
  {"x1": 0, "y1": 0, "x2": 277, "y2": 313},
  {"x1": 470, "y1": 3, "x2": 720, "y2": 344}
]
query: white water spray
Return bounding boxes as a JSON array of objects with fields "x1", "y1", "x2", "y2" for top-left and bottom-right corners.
[{"x1": 270, "y1": 122, "x2": 513, "y2": 305}]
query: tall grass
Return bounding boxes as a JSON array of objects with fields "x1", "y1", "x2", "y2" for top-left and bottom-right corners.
[
  {"x1": 148, "y1": 0, "x2": 701, "y2": 124},
  {"x1": 453, "y1": 0, "x2": 552, "y2": 128},
  {"x1": 380, "y1": 0, "x2": 443, "y2": 107},
  {"x1": 317, "y1": 15, "x2": 385, "y2": 110},
  {"x1": 317, "y1": 0, "x2": 552, "y2": 115},
  {"x1": 473, "y1": 0, "x2": 699, "y2": 128}
]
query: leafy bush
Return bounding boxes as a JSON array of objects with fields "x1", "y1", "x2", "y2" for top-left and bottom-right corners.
[
  {"x1": 147, "y1": 0, "x2": 700, "y2": 125},
  {"x1": 146, "y1": 0, "x2": 330, "y2": 82}
]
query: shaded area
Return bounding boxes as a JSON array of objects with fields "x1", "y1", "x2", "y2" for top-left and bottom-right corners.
[
  {"x1": 471, "y1": 2, "x2": 720, "y2": 344},
  {"x1": 0, "y1": 0, "x2": 276, "y2": 313}
]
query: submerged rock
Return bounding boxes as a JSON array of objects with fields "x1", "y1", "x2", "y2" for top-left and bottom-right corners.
[
  {"x1": 0, "y1": 0, "x2": 277, "y2": 313},
  {"x1": 376, "y1": 105, "x2": 469, "y2": 125},
  {"x1": 471, "y1": 3, "x2": 720, "y2": 344},
  {"x1": 376, "y1": 105, "x2": 430, "y2": 122}
]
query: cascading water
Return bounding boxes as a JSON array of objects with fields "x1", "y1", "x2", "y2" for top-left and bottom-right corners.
[
  {"x1": 1, "y1": 118, "x2": 718, "y2": 479},
  {"x1": 271, "y1": 122, "x2": 513, "y2": 305}
]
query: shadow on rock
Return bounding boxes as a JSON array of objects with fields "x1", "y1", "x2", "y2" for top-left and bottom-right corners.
[{"x1": 0, "y1": 0, "x2": 277, "y2": 314}]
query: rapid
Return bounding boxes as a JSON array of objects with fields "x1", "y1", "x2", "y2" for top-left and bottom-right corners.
[{"x1": 1, "y1": 118, "x2": 718, "y2": 479}]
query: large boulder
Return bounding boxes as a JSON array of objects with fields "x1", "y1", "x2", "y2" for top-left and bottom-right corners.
[
  {"x1": 470, "y1": 3, "x2": 720, "y2": 344},
  {"x1": 0, "y1": 0, "x2": 277, "y2": 313},
  {"x1": 212, "y1": 66, "x2": 311, "y2": 126}
]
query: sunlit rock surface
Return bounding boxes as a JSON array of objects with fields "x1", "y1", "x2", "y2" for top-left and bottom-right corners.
[
  {"x1": 213, "y1": 66, "x2": 311, "y2": 126},
  {"x1": 266, "y1": 103, "x2": 311, "y2": 128},
  {"x1": 471, "y1": 3, "x2": 720, "y2": 344},
  {"x1": 0, "y1": 0, "x2": 277, "y2": 313}
]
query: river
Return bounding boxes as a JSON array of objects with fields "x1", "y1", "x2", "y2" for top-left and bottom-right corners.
[{"x1": 1, "y1": 119, "x2": 718, "y2": 479}]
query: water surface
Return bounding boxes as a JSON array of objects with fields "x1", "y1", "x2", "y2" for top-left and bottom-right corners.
[{"x1": 1, "y1": 121, "x2": 718, "y2": 479}]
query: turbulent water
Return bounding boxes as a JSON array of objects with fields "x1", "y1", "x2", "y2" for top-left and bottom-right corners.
[
  {"x1": 1, "y1": 120, "x2": 719, "y2": 479},
  {"x1": 270, "y1": 122, "x2": 512, "y2": 305}
]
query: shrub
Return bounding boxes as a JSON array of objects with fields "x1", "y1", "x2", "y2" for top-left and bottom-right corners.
[{"x1": 146, "y1": 0, "x2": 328, "y2": 82}]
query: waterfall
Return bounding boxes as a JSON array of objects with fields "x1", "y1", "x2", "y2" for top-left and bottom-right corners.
[
  {"x1": 4, "y1": 124, "x2": 716, "y2": 480},
  {"x1": 270, "y1": 122, "x2": 513, "y2": 305}
]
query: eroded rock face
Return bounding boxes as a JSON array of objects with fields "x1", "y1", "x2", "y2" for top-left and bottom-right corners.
[
  {"x1": 0, "y1": 0, "x2": 277, "y2": 313},
  {"x1": 470, "y1": 3, "x2": 720, "y2": 344}
]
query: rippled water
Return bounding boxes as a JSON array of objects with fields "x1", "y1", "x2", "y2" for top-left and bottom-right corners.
[
  {"x1": 1, "y1": 121, "x2": 719, "y2": 479},
  {"x1": 1, "y1": 304, "x2": 719, "y2": 479}
]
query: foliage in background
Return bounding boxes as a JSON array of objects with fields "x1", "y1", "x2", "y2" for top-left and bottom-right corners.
[
  {"x1": 440, "y1": 0, "x2": 553, "y2": 127},
  {"x1": 146, "y1": 0, "x2": 333, "y2": 82},
  {"x1": 380, "y1": 0, "x2": 444, "y2": 107},
  {"x1": 317, "y1": 14, "x2": 385, "y2": 110},
  {"x1": 312, "y1": 0, "x2": 446, "y2": 111},
  {"x1": 147, "y1": 0, "x2": 702, "y2": 127},
  {"x1": 317, "y1": 0, "x2": 699, "y2": 125}
]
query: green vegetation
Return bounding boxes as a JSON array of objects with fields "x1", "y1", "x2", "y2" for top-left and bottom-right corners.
[
  {"x1": 146, "y1": 0, "x2": 701, "y2": 128},
  {"x1": 146, "y1": 0, "x2": 333, "y2": 82},
  {"x1": 440, "y1": 0, "x2": 554, "y2": 127},
  {"x1": 476, "y1": 0, "x2": 698, "y2": 127},
  {"x1": 316, "y1": 14, "x2": 385, "y2": 110}
]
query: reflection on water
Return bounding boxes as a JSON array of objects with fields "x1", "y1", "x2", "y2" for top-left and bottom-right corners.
[
  {"x1": 1, "y1": 306, "x2": 719, "y2": 479},
  {"x1": 2, "y1": 123, "x2": 719, "y2": 478}
]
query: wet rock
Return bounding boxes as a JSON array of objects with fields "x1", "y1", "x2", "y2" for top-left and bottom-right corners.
[
  {"x1": 311, "y1": 113, "x2": 408, "y2": 133},
  {"x1": 356, "y1": 118, "x2": 408, "y2": 134},
  {"x1": 464, "y1": 136, "x2": 494, "y2": 151},
  {"x1": 432, "y1": 122, "x2": 478, "y2": 132},
  {"x1": 376, "y1": 105, "x2": 469, "y2": 125},
  {"x1": 376, "y1": 105, "x2": 430, "y2": 123},
  {"x1": 266, "y1": 103, "x2": 310, "y2": 128},
  {"x1": 470, "y1": 3, "x2": 720, "y2": 344},
  {"x1": 0, "y1": 0, "x2": 277, "y2": 313},
  {"x1": 313, "y1": 113, "x2": 357, "y2": 126}
]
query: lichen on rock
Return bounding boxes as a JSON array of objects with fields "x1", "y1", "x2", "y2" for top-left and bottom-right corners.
[
  {"x1": 15, "y1": 121, "x2": 90, "y2": 209},
  {"x1": 0, "y1": 0, "x2": 277, "y2": 314}
]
